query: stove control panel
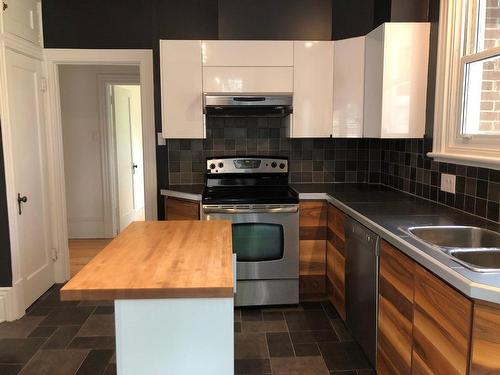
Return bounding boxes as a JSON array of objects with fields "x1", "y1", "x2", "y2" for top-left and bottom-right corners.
[{"x1": 207, "y1": 157, "x2": 288, "y2": 174}]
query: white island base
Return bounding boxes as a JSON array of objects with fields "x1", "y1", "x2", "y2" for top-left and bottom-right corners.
[{"x1": 115, "y1": 297, "x2": 234, "y2": 375}]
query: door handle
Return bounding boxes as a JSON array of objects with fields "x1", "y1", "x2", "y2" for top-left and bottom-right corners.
[
  {"x1": 132, "y1": 163, "x2": 138, "y2": 174},
  {"x1": 17, "y1": 193, "x2": 27, "y2": 215}
]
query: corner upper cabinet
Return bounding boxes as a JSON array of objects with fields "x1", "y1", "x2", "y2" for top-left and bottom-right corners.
[
  {"x1": 292, "y1": 41, "x2": 334, "y2": 138},
  {"x1": 333, "y1": 37, "x2": 365, "y2": 138},
  {"x1": 160, "y1": 40, "x2": 204, "y2": 139},
  {"x1": 364, "y1": 23, "x2": 430, "y2": 138}
]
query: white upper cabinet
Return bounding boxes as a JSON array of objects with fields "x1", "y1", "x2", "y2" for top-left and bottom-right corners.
[
  {"x1": 203, "y1": 66, "x2": 293, "y2": 93},
  {"x1": 292, "y1": 41, "x2": 334, "y2": 138},
  {"x1": 202, "y1": 41, "x2": 293, "y2": 66},
  {"x1": 1, "y1": 0, "x2": 43, "y2": 46},
  {"x1": 333, "y1": 37, "x2": 365, "y2": 138},
  {"x1": 160, "y1": 40, "x2": 204, "y2": 139},
  {"x1": 363, "y1": 23, "x2": 430, "y2": 138}
]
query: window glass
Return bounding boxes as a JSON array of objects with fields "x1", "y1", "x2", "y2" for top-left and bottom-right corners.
[
  {"x1": 462, "y1": 54, "x2": 500, "y2": 135},
  {"x1": 475, "y1": 0, "x2": 500, "y2": 52}
]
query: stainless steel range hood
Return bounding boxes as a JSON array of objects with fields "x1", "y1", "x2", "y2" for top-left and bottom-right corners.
[{"x1": 203, "y1": 93, "x2": 293, "y2": 117}]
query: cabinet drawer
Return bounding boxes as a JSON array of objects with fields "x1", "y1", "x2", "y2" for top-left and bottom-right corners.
[
  {"x1": 202, "y1": 66, "x2": 293, "y2": 93},
  {"x1": 202, "y1": 41, "x2": 293, "y2": 66}
]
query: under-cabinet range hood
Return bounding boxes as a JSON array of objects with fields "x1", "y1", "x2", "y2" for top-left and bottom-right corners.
[{"x1": 203, "y1": 93, "x2": 293, "y2": 117}]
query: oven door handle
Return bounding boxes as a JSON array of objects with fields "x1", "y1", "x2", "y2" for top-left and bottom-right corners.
[{"x1": 202, "y1": 206, "x2": 299, "y2": 214}]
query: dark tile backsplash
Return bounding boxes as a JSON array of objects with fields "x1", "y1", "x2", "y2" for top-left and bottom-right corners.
[
  {"x1": 166, "y1": 117, "x2": 499, "y2": 223},
  {"x1": 167, "y1": 117, "x2": 381, "y2": 185},
  {"x1": 379, "y1": 138, "x2": 499, "y2": 223}
]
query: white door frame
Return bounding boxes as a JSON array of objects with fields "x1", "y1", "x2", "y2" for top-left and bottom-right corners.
[
  {"x1": 97, "y1": 75, "x2": 141, "y2": 238},
  {"x1": 44, "y1": 49, "x2": 157, "y2": 283},
  {"x1": 0, "y1": 36, "x2": 46, "y2": 321}
]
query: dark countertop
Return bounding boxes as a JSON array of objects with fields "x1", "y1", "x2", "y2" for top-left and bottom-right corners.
[
  {"x1": 292, "y1": 183, "x2": 500, "y2": 303},
  {"x1": 292, "y1": 183, "x2": 498, "y2": 229},
  {"x1": 160, "y1": 184, "x2": 204, "y2": 200},
  {"x1": 161, "y1": 182, "x2": 500, "y2": 302}
]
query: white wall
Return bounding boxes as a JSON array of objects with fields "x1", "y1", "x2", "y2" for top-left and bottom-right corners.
[{"x1": 59, "y1": 65, "x2": 139, "y2": 238}]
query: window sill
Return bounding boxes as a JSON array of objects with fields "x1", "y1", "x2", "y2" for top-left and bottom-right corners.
[{"x1": 427, "y1": 152, "x2": 500, "y2": 170}]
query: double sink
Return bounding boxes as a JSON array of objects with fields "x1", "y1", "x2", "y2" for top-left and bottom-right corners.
[{"x1": 407, "y1": 226, "x2": 500, "y2": 273}]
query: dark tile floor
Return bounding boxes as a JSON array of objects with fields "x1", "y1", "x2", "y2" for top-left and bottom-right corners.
[{"x1": 0, "y1": 285, "x2": 374, "y2": 375}]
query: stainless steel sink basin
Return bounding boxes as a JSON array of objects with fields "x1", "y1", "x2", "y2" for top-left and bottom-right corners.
[
  {"x1": 448, "y1": 249, "x2": 500, "y2": 273},
  {"x1": 407, "y1": 226, "x2": 500, "y2": 272},
  {"x1": 407, "y1": 226, "x2": 500, "y2": 249}
]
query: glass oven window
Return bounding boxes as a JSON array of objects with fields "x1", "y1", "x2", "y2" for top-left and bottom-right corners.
[{"x1": 232, "y1": 223, "x2": 284, "y2": 262}]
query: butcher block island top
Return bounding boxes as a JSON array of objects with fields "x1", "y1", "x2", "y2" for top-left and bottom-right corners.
[{"x1": 60, "y1": 221, "x2": 234, "y2": 301}]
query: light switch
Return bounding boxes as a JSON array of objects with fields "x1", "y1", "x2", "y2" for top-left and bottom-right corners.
[{"x1": 157, "y1": 132, "x2": 166, "y2": 146}]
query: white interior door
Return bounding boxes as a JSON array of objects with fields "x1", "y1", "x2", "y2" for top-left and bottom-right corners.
[
  {"x1": 5, "y1": 49, "x2": 54, "y2": 309},
  {"x1": 113, "y1": 86, "x2": 139, "y2": 231},
  {"x1": 124, "y1": 85, "x2": 144, "y2": 219}
]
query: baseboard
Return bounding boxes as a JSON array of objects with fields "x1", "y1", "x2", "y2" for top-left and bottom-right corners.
[
  {"x1": 0, "y1": 288, "x2": 7, "y2": 322},
  {"x1": 68, "y1": 217, "x2": 105, "y2": 238},
  {"x1": 0, "y1": 281, "x2": 25, "y2": 322}
]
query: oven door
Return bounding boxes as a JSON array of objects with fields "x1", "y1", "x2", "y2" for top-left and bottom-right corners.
[{"x1": 202, "y1": 205, "x2": 299, "y2": 280}]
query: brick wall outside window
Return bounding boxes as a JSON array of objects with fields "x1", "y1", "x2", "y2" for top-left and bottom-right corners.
[{"x1": 479, "y1": 0, "x2": 500, "y2": 132}]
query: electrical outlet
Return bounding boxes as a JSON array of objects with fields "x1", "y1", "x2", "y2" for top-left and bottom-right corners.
[{"x1": 441, "y1": 173, "x2": 456, "y2": 194}]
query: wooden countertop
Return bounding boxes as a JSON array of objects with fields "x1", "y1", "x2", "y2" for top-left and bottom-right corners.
[{"x1": 60, "y1": 221, "x2": 234, "y2": 301}]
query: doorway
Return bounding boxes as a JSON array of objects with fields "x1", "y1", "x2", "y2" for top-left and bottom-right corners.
[{"x1": 58, "y1": 65, "x2": 145, "y2": 276}]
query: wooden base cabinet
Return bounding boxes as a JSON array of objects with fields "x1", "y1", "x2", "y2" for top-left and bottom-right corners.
[
  {"x1": 471, "y1": 302, "x2": 500, "y2": 374},
  {"x1": 322, "y1": 209, "x2": 500, "y2": 375},
  {"x1": 326, "y1": 203, "x2": 346, "y2": 320},
  {"x1": 377, "y1": 240, "x2": 415, "y2": 375},
  {"x1": 377, "y1": 241, "x2": 476, "y2": 375},
  {"x1": 299, "y1": 201, "x2": 327, "y2": 296},
  {"x1": 164, "y1": 197, "x2": 200, "y2": 221},
  {"x1": 412, "y1": 265, "x2": 472, "y2": 375}
]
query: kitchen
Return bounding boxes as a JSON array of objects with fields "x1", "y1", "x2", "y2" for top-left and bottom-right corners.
[{"x1": 0, "y1": 0, "x2": 499, "y2": 374}]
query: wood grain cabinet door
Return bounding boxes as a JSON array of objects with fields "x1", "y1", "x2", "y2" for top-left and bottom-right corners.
[
  {"x1": 165, "y1": 197, "x2": 200, "y2": 221},
  {"x1": 299, "y1": 201, "x2": 327, "y2": 295},
  {"x1": 412, "y1": 265, "x2": 472, "y2": 375},
  {"x1": 326, "y1": 203, "x2": 346, "y2": 320},
  {"x1": 470, "y1": 302, "x2": 500, "y2": 374},
  {"x1": 377, "y1": 241, "x2": 415, "y2": 375}
]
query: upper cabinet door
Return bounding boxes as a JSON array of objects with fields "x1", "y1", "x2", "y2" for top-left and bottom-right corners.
[
  {"x1": 160, "y1": 40, "x2": 204, "y2": 139},
  {"x1": 202, "y1": 66, "x2": 293, "y2": 93},
  {"x1": 292, "y1": 41, "x2": 334, "y2": 138},
  {"x1": 333, "y1": 37, "x2": 365, "y2": 138},
  {"x1": 202, "y1": 41, "x2": 293, "y2": 66},
  {"x1": 364, "y1": 23, "x2": 430, "y2": 138},
  {"x1": 2, "y1": 0, "x2": 42, "y2": 46}
]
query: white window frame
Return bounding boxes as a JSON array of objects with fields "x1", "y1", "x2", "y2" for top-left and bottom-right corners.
[{"x1": 430, "y1": 0, "x2": 500, "y2": 170}]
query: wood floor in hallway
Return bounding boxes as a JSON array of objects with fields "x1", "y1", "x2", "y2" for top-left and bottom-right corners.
[{"x1": 69, "y1": 239, "x2": 113, "y2": 277}]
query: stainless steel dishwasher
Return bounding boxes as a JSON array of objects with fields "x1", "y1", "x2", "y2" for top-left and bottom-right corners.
[{"x1": 345, "y1": 216, "x2": 380, "y2": 368}]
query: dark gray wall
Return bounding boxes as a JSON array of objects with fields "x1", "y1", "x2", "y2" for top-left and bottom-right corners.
[
  {"x1": 332, "y1": 0, "x2": 376, "y2": 39},
  {"x1": 219, "y1": 0, "x2": 332, "y2": 40},
  {"x1": 42, "y1": 0, "x2": 154, "y2": 49},
  {"x1": 0, "y1": 122, "x2": 12, "y2": 287},
  {"x1": 0, "y1": 0, "x2": 436, "y2": 287}
]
